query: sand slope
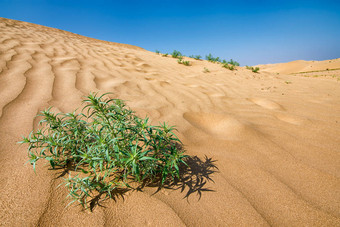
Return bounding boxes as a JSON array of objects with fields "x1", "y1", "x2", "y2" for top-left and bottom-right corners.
[
  {"x1": 0, "y1": 17, "x2": 340, "y2": 226},
  {"x1": 257, "y1": 58, "x2": 340, "y2": 74}
]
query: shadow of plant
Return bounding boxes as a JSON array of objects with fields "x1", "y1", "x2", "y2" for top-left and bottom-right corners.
[
  {"x1": 53, "y1": 154, "x2": 218, "y2": 210},
  {"x1": 148, "y1": 155, "x2": 218, "y2": 200}
]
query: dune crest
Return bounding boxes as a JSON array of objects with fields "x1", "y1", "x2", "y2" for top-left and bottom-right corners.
[{"x1": 1, "y1": 17, "x2": 340, "y2": 226}]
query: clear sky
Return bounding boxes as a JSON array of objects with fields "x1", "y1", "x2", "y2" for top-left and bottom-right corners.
[{"x1": 1, "y1": 0, "x2": 339, "y2": 65}]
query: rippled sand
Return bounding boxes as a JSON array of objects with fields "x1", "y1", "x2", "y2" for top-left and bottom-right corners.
[{"x1": 0, "y1": 17, "x2": 339, "y2": 226}]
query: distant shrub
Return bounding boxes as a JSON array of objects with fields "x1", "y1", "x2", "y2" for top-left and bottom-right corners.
[
  {"x1": 171, "y1": 50, "x2": 182, "y2": 58},
  {"x1": 246, "y1": 66, "x2": 259, "y2": 73},
  {"x1": 222, "y1": 63, "x2": 235, "y2": 70},
  {"x1": 205, "y1": 54, "x2": 220, "y2": 63},
  {"x1": 178, "y1": 59, "x2": 191, "y2": 66},
  {"x1": 228, "y1": 59, "x2": 240, "y2": 66},
  {"x1": 194, "y1": 55, "x2": 202, "y2": 60},
  {"x1": 203, "y1": 67, "x2": 210, "y2": 73},
  {"x1": 189, "y1": 55, "x2": 202, "y2": 60},
  {"x1": 155, "y1": 50, "x2": 160, "y2": 54},
  {"x1": 162, "y1": 53, "x2": 168, "y2": 57},
  {"x1": 182, "y1": 60, "x2": 191, "y2": 66},
  {"x1": 20, "y1": 93, "x2": 187, "y2": 208},
  {"x1": 252, "y1": 67, "x2": 260, "y2": 73}
]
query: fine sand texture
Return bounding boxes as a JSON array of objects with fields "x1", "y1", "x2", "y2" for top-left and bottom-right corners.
[{"x1": 0, "y1": 17, "x2": 340, "y2": 226}]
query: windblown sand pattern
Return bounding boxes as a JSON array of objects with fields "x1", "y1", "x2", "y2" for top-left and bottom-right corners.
[{"x1": 0, "y1": 17, "x2": 340, "y2": 226}]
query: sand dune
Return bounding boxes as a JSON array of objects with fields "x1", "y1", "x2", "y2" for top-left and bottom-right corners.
[
  {"x1": 257, "y1": 58, "x2": 340, "y2": 75},
  {"x1": 0, "y1": 17, "x2": 340, "y2": 226}
]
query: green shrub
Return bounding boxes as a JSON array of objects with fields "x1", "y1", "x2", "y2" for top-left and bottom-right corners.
[
  {"x1": 194, "y1": 55, "x2": 202, "y2": 60},
  {"x1": 246, "y1": 66, "x2": 259, "y2": 73},
  {"x1": 20, "y1": 93, "x2": 187, "y2": 208},
  {"x1": 178, "y1": 59, "x2": 191, "y2": 66},
  {"x1": 182, "y1": 60, "x2": 190, "y2": 66},
  {"x1": 162, "y1": 53, "x2": 168, "y2": 57},
  {"x1": 222, "y1": 63, "x2": 235, "y2": 70},
  {"x1": 252, "y1": 67, "x2": 260, "y2": 73},
  {"x1": 205, "y1": 54, "x2": 220, "y2": 63},
  {"x1": 171, "y1": 50, "x2": 182, "y2": 58},
  {"x1": 155, "y1": 50, "x2": 160, "y2": 54},
  {"x1": 228, "y1": 59, "x2": 240, "y2": 66},
  {"x1": 189, "y1": 55, "x2": 202, "y2": 60}
]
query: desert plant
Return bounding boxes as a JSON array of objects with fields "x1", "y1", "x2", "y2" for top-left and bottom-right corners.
[
  {"x1": 182, "y1": 60, "x2": 190, "y2": 66},
  {"x1": 203, "y1": 67, "x2": 210, "y2": 73},
  {"x1": 205, "y1": 54, "x2": 220, "y2": 63},
  {"x1": 178, "y1": 59, "x2": 191, "y2": 66},
  {"x1": 171, "y1": 50, "x2": 182, "y2": 58},
  {"x1": 194, "y1": 55, "x2": 202, "y2": 60},
  {"x1": 19, "y1": 93, "x2": 187, "y2": 208},
  {"x1": 228, "y1": 59, "x2": 240, "y2": 66},
  {"x1": 189, "y1": 55, "x2": 202, "y2": 60},
  {"x1": 222, "y1": 63, "x2": 235, "y2": 70},
  {"x1": 252, "y1": 67, "x2": 259, "y2": 73},
  {"x1": 155, "y1": 50, "x2": 160, "y2": 54},
  {"x1": 246, "y1": 66, "x2": 259, "y2": 73},
  {"x1": 162, "y1": 53, "x2": 168, "y2": 57}
]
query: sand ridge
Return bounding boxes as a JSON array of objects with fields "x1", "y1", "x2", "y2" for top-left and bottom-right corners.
[
  {"x1": 257, "y1": 58, "x2": 340, "y2": 75},
  {"x1": 0, "y1": 17, "x2": 340, "y2": 226}
]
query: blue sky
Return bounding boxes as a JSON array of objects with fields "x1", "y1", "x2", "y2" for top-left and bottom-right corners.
[{"x1": 1, "y1": 0, "x2": 339, "y2": 65}]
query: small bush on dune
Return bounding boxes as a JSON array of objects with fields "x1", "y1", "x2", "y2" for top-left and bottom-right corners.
[
  {"x1": 194, "y1": 55, "x2": 202, "y2": 60},
  {"x1": 222, "y1": 63, "x2": 235, "y2": 70},
  {"x1": 20, "y1": 93, "x2": 187, "y2": 208},
  {"x1": 182, "y1": 60, "x2": 191, "y2": 66},
  {"x1": 162, "y1": 53, "x2": 168, "y2": 57},
  {"x1": 246, "y1": 66, "x2": 260, "y2": 73},
  {"x1": 171, "y1": 50, "x2": 182, "y2": 59},
  {"x1": 252, "y1": 67, "x2": 260, "y2": 73},
  {"x1": 155, "y1": 50, "x2": 160, "y2": 54},
  {"x1": 203, "y1": 67, "x2": 210, "y2": 73},
  {"x1": 205, "y1": 54, "x2": 221, "y2": 63},
  {"x1": 227, "y1": 59, "x2": 240, "y2": 66},
  {"x1": 177, "y1": 58, "x2": 191, "y2": 66},
  {"x1": 189, "y1": 55, "x2": 202, "y2": 60}
]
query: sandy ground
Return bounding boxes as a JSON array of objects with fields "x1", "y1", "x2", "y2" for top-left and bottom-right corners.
[
  {"x1": 0, "y1": 17, "x2": 340, "y2": 226},
  {"x1": 256, "y1": 58, "x2": 340, "y2": 75}
]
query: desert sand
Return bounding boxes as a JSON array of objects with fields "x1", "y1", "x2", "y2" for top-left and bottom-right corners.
[
  {"x1": 0, "y1": 17, "x2": 339, "y2": 226},
  {"x1": 257, "y1": 58, "x2": 340, "y2": 76}
]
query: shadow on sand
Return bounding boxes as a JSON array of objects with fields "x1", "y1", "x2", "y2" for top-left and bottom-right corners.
[{"x1": 54, "y1": 155, "x2": 218, "y2": 211}]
